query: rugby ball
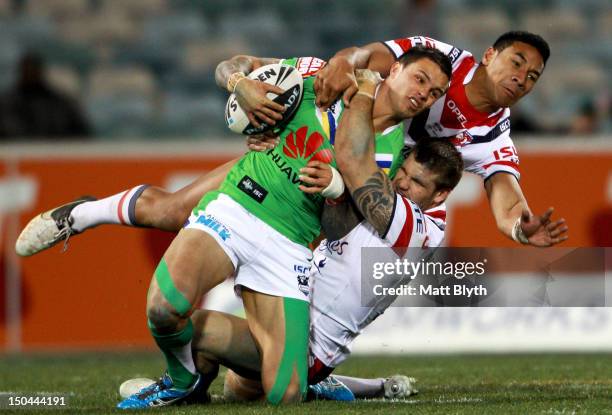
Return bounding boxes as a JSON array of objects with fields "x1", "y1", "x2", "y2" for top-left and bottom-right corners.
[
  {"x1": 225, "y1": 63, "x2": 304, "y2": 135},
  {"x1": 119, "y1": 377, "x2": 155, "y2": 399}
]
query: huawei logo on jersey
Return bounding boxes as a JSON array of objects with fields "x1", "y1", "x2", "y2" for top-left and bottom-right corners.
[{"x1": 283, "y1": 126, "x2": 334, "y2": 163}]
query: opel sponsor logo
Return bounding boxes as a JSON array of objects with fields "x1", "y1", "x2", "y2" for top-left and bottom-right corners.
[{"x1": 446, "y1": 99, "x2": 468, "y2": 127}]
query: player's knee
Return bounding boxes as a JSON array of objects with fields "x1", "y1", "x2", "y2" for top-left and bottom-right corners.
[
  {"x1": 223, "y1": 370, "x2": 264, "y2": 402},
  {"x1": 146, "y1": 301, "x2": 181, "y2": 332},
  {"x1": 147, "y1": 257, "x2": 194, "y2": 331}
]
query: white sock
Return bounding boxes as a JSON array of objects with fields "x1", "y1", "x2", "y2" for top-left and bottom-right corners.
[
  {"x1": 70, "y1": 184, "x2": 149, "y2": 232},
  {"x1": 331, "y1": 375, "x2": 385, "y2": 399},
  {"x1": 171, "y1": 341, "x2": 197, "y2": 375}
]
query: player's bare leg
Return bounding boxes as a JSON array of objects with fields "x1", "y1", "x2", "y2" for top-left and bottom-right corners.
[
  {"x1": 15, "y1": 158, "x2": 237, "y2": 256},
  {"x1": 190, "y1": 308, "x2": 389, "y2": 403},
  {"x1": 190, "y1": 309, "x2": 262, "y2": 399},
  {"x1": 118, "y1": 229, "x2": 234, "y2": 409},
  {"x1": 324, "y1": 374, "x2": 418, "y2": 399},
  {"x1": 119, "y1": 309, "x2": 264, "y2": 402},
  {"x1": 134, "y1": 159, "x2": 238, "y2": 230},
  {"x1": 190, "y1": 310, "x2": 264, "y2": 402},
  {"x1": 191, "y1": 310, "x2": 261, "y2": 375},
  {"x1": 241, "y1": 288, "x2": 309, "y2": 404}
]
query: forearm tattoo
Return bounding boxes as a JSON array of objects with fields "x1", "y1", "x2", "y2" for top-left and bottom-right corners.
[
  {"x1": 214, "y1": 56, "x2": 254, "y2": 90},
  {"x1": 351, "y1": 170, "x2": 395, "y2": 237},
  {"x1": 215, "y1": 56, "x2": 280, "y2": 90}
]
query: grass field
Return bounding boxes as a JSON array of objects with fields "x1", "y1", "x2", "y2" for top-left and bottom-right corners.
[{"x1": 0, "y1": 352, "x2": 610, "y2": 414}]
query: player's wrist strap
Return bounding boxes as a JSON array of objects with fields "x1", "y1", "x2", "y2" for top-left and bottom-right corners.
[
  {"x1": 227, "y1": 72, "x2": 247, "y2": 93},
  {"x1": 321, "y1": 166, "x2": 345, "y2": 199},
  {"x1": 511, "y1": 217, "x2": 529, "y2": 244}
]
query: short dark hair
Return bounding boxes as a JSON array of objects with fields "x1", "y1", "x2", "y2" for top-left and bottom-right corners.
[
  {"x1": 493, "y1": 31, "x2": 550, "y2": 66},
  {"x1": 398, "y1": 45, "x2": 452, "y2": 82},
  {"x1": 403, "y1": 138, "x2": 463, "y2": 191}
]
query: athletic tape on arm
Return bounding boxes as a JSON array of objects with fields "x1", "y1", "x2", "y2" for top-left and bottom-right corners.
[{"x1": 321, "y1": 166, "x2": 345, "y2": 199}]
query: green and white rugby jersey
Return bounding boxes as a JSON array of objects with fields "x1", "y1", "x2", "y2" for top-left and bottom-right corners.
[{"x1": 197, "y1": 57, "x2": 405, "y2": 247}]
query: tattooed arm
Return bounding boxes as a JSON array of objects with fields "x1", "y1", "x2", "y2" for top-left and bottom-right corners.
[
  {"x1": 215, "y1": 55, "x2": 280, "y2": 91},
  {"x1": 334, "y1": 72, "x2": 396, "y2": 237},
  {"x1": 215, "y1": 55, "x2": 285, "y2": 127}
]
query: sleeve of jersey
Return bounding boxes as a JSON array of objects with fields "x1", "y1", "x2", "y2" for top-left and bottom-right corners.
[
  {"x1": 280, "y1": 57, "x2": 327, "y2": 77},
  {"x1": 382, "y1": 194, "x2": 427, "y2": 248},
  {"x1": 466, "y1": 132, "x2": 521, "y2": 181},
  {"x1": 382, "y1": 36, "x2": 472, "y2": 68}
]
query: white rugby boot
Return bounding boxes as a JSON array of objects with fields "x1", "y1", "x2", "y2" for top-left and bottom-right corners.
[
  {"x1": 15, "y1": 196, "x2": 96, "y2": 256},
  {"x1": 383, "y1": 375, "x2": 418, "y2": 399}
]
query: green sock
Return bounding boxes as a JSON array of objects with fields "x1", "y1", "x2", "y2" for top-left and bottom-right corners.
[{"x1": 149, "y1": 319, "x2": 198, "y2": 390}]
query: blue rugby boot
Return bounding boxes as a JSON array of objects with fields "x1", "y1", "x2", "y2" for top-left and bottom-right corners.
[
  {"x1": 308, "y1": 375, "x2": 355, "y2": 401},
  {"x1": 117, "y1": 372, "x2": 203, "y2": 409}
]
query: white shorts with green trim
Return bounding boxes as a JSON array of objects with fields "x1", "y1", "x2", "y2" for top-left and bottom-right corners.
[{"x1": 184, "y1": 193, "x2": 312, "y2": 302}]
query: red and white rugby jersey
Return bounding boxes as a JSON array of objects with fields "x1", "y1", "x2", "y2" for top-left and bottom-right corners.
[
  {"x1": 309, "y1": 196, "x2": 445, "y2": 367},
  {"x1": 383, "y1": 36, "x2": 520, "y2": 181}
]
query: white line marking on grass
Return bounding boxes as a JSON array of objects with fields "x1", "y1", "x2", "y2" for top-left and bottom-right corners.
[{"x1": 359, "y1": 397, "x2": 483, "y2": 404}]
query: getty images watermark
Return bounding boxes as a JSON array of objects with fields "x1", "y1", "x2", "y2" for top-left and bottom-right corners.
[
  {"x1": 360, "y1": 248, "x2": 609, "y2": 307},
  {"x1": 372, "y1": 257, "x2": 489, "y2": 298}
]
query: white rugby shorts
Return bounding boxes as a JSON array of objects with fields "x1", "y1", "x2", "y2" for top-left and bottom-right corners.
[{"x1": 184, "y1": 193, "x2": 312, "y2": 302}]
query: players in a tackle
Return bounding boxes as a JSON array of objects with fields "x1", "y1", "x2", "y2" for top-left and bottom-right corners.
[
  {"x1": 111, "y1": 47, "x2": 453, "y2": 408},
  {"x1": 16, "y1": 31, "x2": 567, "y2": 260},
  {"x1": 15, "y1": 30, "x2": 570, "y2": 406},
  {"x1": 119, "y1": 67, "x2": 465, "y2": 402}
]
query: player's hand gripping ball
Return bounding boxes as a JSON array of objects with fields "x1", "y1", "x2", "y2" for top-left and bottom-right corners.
[{"x1": 225, "y1": 63, "x2": 304, "y2": 135}]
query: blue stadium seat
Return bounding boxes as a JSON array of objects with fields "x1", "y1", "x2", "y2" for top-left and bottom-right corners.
[
  {"x1": 143, "y1": 12, "x2": 208, "y2": 46},
  {"x1": 160, "y1": 91, "x2": 228, "y2": 137}
]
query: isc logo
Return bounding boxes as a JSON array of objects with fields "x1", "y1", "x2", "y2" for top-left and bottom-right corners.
[
  {"x1": 448, "y1": 47, "x2": 462, "y2": 64},
  {"x1": 499, "y1": 119, "x2": 510, "y2": 133},
  {"x1": 294, "y1": 264, "x2": 311, "y2": 274},
  {"x1": 492, "y1": 145, "x2": 518, "y2": 161}
]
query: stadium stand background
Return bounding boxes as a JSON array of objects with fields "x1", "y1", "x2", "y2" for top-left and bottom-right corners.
[{"x1": 0, "y1": 0, "x2": 608, "y2": 139}]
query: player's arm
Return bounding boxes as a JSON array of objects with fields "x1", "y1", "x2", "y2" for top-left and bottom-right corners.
[
  {"x1": 334, "y1": 71, "x2": 395, "y2": 236},
  {"x1": 315, "y1": 36, "x2": 463, "y2": 109},
  {"x1": 215, "y1": 55, "x2": 286, "y2": 127},
  {"x1": 314, "y1": 42, "x2": 395, "y2": 109},
  {"x1": 485, "y1": 173, "x2": 568, "y2": 247}
]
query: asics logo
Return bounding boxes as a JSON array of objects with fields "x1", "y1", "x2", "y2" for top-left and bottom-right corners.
[{"x1": 283, "y1": 126, "x2": 333, "y2": 163}]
